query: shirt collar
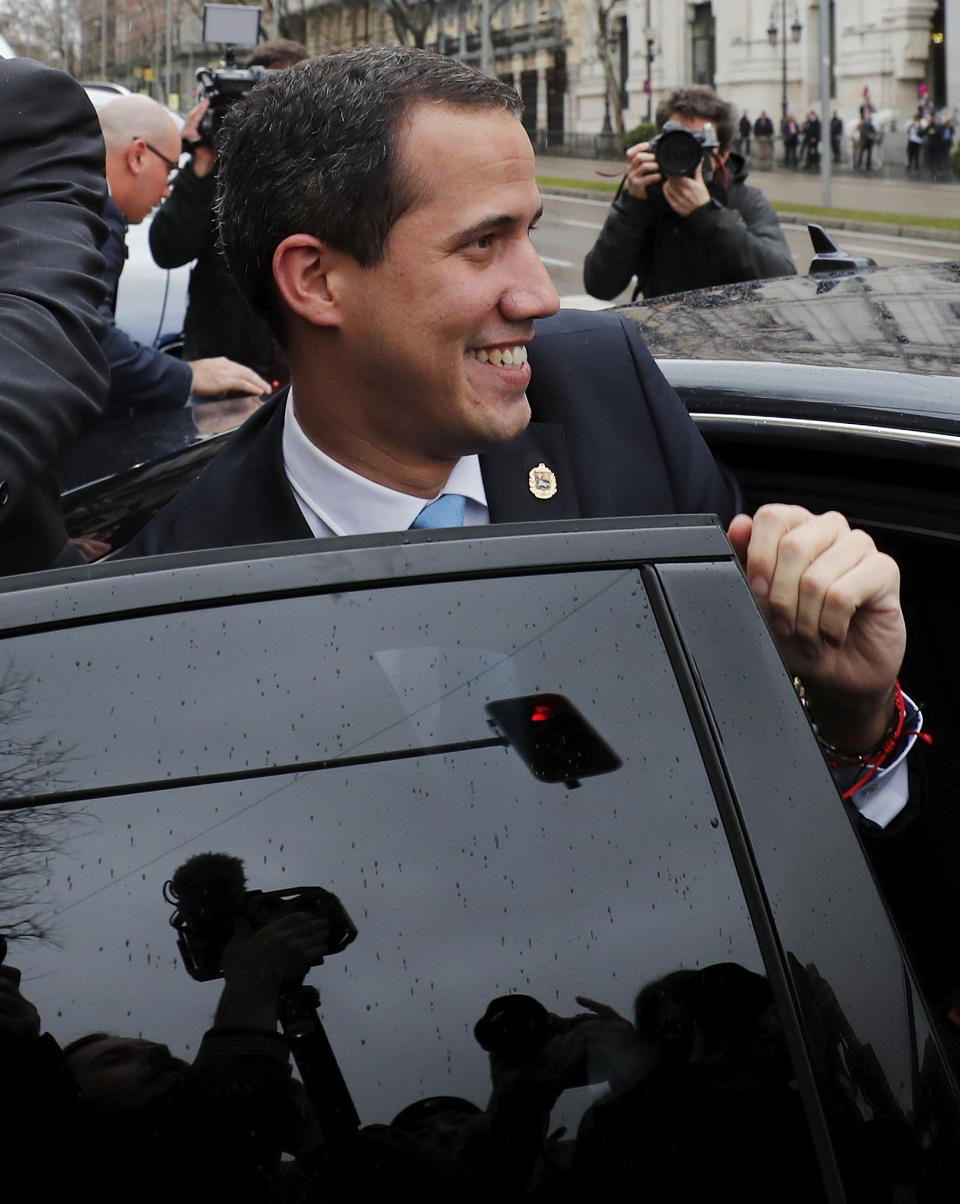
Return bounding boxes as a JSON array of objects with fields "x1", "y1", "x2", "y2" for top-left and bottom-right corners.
[{"x1": 281, "y1": 389, "x2": 486, "y2": 537}]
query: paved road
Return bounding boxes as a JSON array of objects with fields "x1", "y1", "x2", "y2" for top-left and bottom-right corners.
[
  {"x1": 535, "y1": 153, "x2": 959, "y2": 220},
  {"x1": 534, "y1": 190, "x2": 959, "y2": 309}
]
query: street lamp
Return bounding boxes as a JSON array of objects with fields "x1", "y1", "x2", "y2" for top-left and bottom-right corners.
[{"x1": 767, "y1": 1, "x2": 802, "y2": 126}]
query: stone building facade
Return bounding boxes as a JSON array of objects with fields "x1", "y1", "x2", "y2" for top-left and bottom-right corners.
[{"x1": 574, "y1": 0, "x2": 955, "y2": 137}]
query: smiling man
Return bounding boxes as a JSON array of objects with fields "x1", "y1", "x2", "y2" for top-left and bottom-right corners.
[{"x1": 122, "y1": 49, "x2": 910, "y2": 787}]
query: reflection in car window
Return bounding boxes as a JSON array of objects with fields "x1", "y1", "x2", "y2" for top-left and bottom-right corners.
[{"x1": 1, "y1": 564, "x2": 954, "y2": 1198}]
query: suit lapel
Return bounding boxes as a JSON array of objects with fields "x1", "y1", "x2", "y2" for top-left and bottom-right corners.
[{"x1": 480, "y1": 422, "x2": 581, "y2": 523}]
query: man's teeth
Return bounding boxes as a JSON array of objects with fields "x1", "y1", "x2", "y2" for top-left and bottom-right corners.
[{"x1": 470, "y1": 345, "x2": 528, "y2": 366}]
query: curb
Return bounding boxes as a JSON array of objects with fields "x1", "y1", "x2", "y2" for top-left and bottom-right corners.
[
  {"x1": 775, "y1": 212, "x2": 960, "y2": 244},
  {"x1": 537, "y1": 184, "x2": 960, "y2": 246}
]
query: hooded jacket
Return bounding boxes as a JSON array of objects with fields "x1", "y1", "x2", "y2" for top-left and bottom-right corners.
[{"x1": 583, "y1": 152, "x2": 796, "y2": 302}]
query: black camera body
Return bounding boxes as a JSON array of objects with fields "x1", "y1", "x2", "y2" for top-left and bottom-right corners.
[
  {"x1": 650, "y1": 120, "x2": 719, "y2": 183},
  {"x1": 475, "y1": 993, "x2": 592, "y2": 1070},
  {"x1": 166, "y1": 873, "x2": 357, "y2": 982},
  {"x1": 195, "y1": 64, "x2": 268, "y2": 146}
]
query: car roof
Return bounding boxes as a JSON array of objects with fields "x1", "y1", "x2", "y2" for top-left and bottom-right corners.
[
  {"x1": 620, "y1": 260, "x2": 960, "y2": 376},
  {"x1": 82, "y1": 81, "x2": 185, "y2": 128}
]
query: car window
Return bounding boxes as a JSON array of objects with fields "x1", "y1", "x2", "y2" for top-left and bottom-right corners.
[{"x1": 3, "y1": 553, "x2": 958, "y2": 1198}]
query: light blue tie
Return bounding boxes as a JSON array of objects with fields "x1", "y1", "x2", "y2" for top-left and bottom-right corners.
[{"x1": 410, "y1": 493, "x2": 467, "y2": 529}]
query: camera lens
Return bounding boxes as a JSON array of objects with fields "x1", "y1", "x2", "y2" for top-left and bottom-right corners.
[{"x1": 655, "y1": 128, "x2": 704, "y2": 178}]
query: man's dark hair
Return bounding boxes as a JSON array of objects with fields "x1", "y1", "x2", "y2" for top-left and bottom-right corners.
[
  {"x1": 246, "y1": 38, "x2": 308, "y2": 69},
  {"x1": 656, "y1": 86, "x2": 736, "y2": 153},
  {"x1": 216, "y1": 46, "x2": 523, "y2": 333}
]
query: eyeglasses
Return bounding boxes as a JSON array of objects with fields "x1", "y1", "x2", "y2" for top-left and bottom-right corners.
[{"x1": 141, "y1": 139, "x2": 180, "y2": 181}]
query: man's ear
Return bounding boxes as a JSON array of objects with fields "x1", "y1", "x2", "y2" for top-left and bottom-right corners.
[
  {"x1": 272, "y1": 234, "x2": 344, "y2": 329},
  {"x1": 125, "y1": 136, "x2": 147, "y2": 177}
]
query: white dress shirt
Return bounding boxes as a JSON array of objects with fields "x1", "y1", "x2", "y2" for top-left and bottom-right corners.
[{"x1": 282, "y1": 391, "x2": 488, "y2": 538}]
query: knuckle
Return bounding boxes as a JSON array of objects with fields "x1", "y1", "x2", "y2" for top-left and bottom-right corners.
[{"x1": 822, "y1": 577, "x2": 856, "y2": 616}]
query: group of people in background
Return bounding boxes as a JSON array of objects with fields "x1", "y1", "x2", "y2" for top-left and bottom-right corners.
[
  {"x1": 736, "y1": 84, "x2": 955, "y2": 178},
  {"x1": 906, "y1": 108, "x2": 955, "y2": 179}
]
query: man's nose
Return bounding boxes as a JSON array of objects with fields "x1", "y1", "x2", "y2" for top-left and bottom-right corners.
[{"x1": 500, "y1": 241, "x2": 561, "y2": 321}]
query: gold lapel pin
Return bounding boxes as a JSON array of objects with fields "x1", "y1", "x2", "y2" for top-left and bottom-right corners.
[{"x1": 528, "y1": 462, "x2": 558, "y2": 500}]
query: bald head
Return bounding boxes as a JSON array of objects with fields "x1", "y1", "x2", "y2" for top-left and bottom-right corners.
[
  {"x1": 99, "y1": 95, "x2": 181, "y2": 224},
  {"x1": 99, "y1": 94, "x2": 177, "y2": 151}
]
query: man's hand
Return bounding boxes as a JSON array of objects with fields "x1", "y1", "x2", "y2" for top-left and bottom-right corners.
[
  {"x1": 71, "y1": 535, "x2": 111, "y2": 563},
  {"x1": 623, "y1": 141, "x2": 662, "y2": 199},
  {"x1": 0, "y1": 965, "x2": 41, "y2": 1046},
  {"x1": 214, "y1": 913, "x2": 338, "y2": 1032},
  {"x1": 662, "y1": 161, "x2": 712, "y2": 215},
  {"x1": 188, "y1": 357, "x2": 271, "y2": 399},
  {"x1": 727, "y1": 505, "x2": 905, "y2": 753},
  {"x1": 180, "y1": 98, "x2": 216, "y2": 178}
]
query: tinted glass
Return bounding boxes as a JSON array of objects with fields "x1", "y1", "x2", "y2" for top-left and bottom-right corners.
[
  {"x1": 3, "y1": 565, "x2": 825, "y2": 1199},
  {"x1": 659, "y1": 560, "x2": 960, "y2": 1199}
]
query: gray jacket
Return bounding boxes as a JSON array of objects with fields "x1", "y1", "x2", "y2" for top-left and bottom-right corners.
[{"x1": 583, "y1": 153, "x2": 796, "y2": 301}]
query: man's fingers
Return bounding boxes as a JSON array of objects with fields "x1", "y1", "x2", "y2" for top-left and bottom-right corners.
[
  {"x1": 760, "y1": 509, "x2": 853, "y2": 634},
  {"x1": 792, "y1": 529, "x2": 897, "y2": 645},
  {"x1": 189, "y1": 357, "x2": 271, "y2": 397},
  {"x1": 726, "y1": 513, "x2": 753, "y2": 570},
  {"x1": 182, "y1": 98, "x2": 210, "y2": 139},
  {"x1": 741, "y1": 504, "x2": 824, "y2": 603}
]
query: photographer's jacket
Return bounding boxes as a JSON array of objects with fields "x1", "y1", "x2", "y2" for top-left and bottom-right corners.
[
  {"x1": 149, "y1": 161, "x2": 286, "y2": 382},
  {"x1": 583, "y1": 153, "x2": 796, "y2": 302}
]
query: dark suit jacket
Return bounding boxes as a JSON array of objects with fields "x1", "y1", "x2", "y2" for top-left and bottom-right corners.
[
  {"x1": 121, "y1": 309, "x2": 736, "y2": 557},
  {"x1": 100, "y1": 197, "x2": 193, "y2": 414},
  {"x1": 0, "y1": 58, "x2": 109, "y2": 574}
]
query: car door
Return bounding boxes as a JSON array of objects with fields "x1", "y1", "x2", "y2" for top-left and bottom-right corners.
[{"x1": 1, "y1": 519, "x2": 957, "y2": 1201}]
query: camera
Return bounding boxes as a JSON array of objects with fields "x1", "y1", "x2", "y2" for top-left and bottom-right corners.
[
  {"x1": 193, "y1": 4, "x2": 266, "y2": 147},
  {"x1": 474, "y1": 993, "x2": 591, "y2": 1069},
  {"x1": 164, "y1": 852, "x2": 357, "y2": 981},
  {"x1": 650, "y1": 120, "x2": 719, "y2": 182},
  {"x1": 194, "y1": 64, "x2": 268, "y2": 146}
]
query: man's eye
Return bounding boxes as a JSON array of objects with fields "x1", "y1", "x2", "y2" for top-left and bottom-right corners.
[{"x1": 469, "y1": 234, "x2": 495, "y2": 250}]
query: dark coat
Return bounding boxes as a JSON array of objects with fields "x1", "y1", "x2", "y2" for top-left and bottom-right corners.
[
  {"x1": 583, "y1": 153, "x2": 796, "y2": 302},
  {"x1": 119, "y1": 309, "x2": 737, "y2": 558},
  {"x1": 149, "y1": 161, "x2": 287, "y2": 383},
  {"x1": 0, "y1": 58, "x2": 110, "y2": 575},
  {"x1": 99, "y1": 197, "x2": 193, "y2": 414}
]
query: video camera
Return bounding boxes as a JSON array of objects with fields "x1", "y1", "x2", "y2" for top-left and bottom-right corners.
[
  {"x1": 195, "y1": 63, "x2": 267, "y2": 145},
  {"x1": 650, "y1": 120, "x2": 719, "y2": 183},
  {"x1": 164, "y1": 852, "x2": 357, "y2": 982},
  {"x1": 194, "y1": 4, "x2": 265, "y2": 146}
]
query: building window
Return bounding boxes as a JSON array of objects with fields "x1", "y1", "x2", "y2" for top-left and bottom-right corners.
[{"x1": 691, "y1": 2, "x2": 716, "y2": 88}]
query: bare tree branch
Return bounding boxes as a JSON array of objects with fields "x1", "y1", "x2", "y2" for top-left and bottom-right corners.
[
  {"x1": 594, "y1": 0, "x2": 625, "y2": 138},
  {"x1": 0, "y1": 667, "x2": 88, "y2": 945}
]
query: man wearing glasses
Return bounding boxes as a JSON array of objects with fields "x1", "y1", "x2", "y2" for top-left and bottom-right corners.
[{"x1": 97, "y1": 96, "x2": 269, "y2": 418}]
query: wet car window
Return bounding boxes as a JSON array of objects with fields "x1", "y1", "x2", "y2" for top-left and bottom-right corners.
[{"x1": 3, "y1": 558, "x2": 958, "y2": 1198}]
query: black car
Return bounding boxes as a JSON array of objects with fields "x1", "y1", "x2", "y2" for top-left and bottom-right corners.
[
  {"x1": 5, "y1": 261, "x2": 960, "y2": 1199},
  {"x1": 3, "y1": 508, "x2": 960, "y2": 1200}
]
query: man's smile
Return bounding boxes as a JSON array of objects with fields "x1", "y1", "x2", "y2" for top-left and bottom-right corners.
[{"x1": 467, "y1": 344, "x2": 529, "y2": 366}]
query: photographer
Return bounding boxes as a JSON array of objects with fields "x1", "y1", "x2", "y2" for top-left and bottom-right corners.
[
  {"x1": 583, "y1": 86, "x2": 796, "y2": 302},
  {"x1": 149, "y1": 39, "x2": 307, "y2": 385},
  {"x1": 57, "y1": 911, "x2": 334, "y2": 1204}
]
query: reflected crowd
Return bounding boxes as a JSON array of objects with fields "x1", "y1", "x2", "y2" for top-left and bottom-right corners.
[{"x1": 2, "y1": 912, "x2": 954, "y2": 1204}]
